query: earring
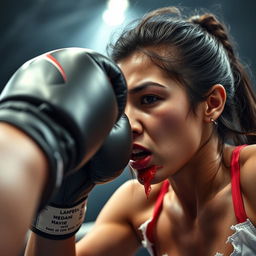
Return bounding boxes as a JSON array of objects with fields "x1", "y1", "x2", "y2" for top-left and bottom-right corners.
[{"x1": 210, "y1": 118, "x2": 218, "y2": 126}]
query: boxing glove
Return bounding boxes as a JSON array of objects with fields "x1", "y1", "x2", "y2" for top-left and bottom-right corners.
[
  {"x1": 0, "y1": 47, "x2": 127, "y2": 207},
  {"x1": 32, "y1": 115, "x2": 132, "y2": 239}
]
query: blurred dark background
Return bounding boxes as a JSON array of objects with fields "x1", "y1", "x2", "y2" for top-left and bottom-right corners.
[
  {"x1": 1, "y1": 0, "x2": 256, "y2": 89},
  {"x1": 1, "y1": 0, "x2": 255, "y2": 255}
]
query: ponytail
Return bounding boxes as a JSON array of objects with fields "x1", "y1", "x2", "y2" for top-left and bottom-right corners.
[{"x1": 190, "y1": 13, "x2": 256, "y2": 144}]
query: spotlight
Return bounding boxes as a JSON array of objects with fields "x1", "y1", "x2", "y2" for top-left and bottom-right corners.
[{"x1": 102, "y1": 0, "x2": 129, "y2": 26}]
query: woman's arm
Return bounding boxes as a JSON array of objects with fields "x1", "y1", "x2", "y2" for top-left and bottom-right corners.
[
  {"x1": 0, "y1": 123, "x2": 48, "y2": 256},
  {"x1": 76, "y1": 180, "x2": 142, "y2": 256}
]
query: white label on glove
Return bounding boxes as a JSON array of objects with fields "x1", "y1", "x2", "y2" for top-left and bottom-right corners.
[{"x1": 34, "y1": 200, "x2": 87, "y2": 236}]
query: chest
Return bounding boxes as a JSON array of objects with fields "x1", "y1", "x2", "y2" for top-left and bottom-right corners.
[
  {"x1": 154, "y1": 208, "x2": 236, "y2": 256},
  {"x1": 137, "y1": 188, "x2": 239, "y2": 256}
]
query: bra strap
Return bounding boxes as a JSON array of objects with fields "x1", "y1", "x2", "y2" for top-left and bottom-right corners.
[
  {"x1": 146, "y1": 180, "x2": 169, "y2": 243},
  {"x1": 230, "y1": 145, "x2": 247, "y2": 223}
]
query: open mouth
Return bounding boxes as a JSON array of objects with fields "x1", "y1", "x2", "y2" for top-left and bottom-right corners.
[
  {"x1": 129, "y1": 144, "x2": 158, "y2": 198},
  {"x1": 131, "y1": 149, "x2": 151, "y2": 160},
  {"x1": 130, "y1": 145, "x2": 152, "y2": 170}
]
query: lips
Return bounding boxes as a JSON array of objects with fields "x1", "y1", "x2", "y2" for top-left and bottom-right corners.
[
  {"x1": 130, "y1": 144, "x2": 152, "y2": 169},
  {"x1": 129, "y1": 144, "x2": 157, "y2": 198},
  {"x1": 130, "y1": 155, "x2": 152, "y2": 170}
]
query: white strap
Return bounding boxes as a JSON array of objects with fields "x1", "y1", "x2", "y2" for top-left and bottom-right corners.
[{"x1": 34, "y1": 199, "x2": 87, "y2": 236}]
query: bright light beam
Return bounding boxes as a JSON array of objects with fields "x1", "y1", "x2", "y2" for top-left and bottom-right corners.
[{"x1": 102, "y1": 0, "x2": 129, "y2": 26}]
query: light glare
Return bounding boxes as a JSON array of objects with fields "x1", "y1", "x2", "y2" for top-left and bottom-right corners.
[
  {"x1": 103, "y1": 0, "x2": 129, "y2": 26},
  {"x1": 108, "y1": 0, "x2": 129, "y2": 11}
]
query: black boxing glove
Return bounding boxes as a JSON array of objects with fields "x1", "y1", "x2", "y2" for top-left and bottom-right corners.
[
  {"x1": 32, "y1": 115, "x2": 132, "y2": 239},
  {"x1": 0, "y1": 47, "x2": 127, "y2": 206}
]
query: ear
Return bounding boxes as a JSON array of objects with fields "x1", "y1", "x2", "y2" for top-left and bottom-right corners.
[{"x1": 203, "y1": 84, "x2": 226, "y2": 123}]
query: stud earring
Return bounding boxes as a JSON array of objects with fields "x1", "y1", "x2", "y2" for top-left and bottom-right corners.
[{"x1": 210, "y1": 118, "x2": 218, "y2": 126}]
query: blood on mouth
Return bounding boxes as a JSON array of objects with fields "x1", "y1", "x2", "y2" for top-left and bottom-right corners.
[{"x1": 130, "y1": 146, "x2": 157, "y2": 198}]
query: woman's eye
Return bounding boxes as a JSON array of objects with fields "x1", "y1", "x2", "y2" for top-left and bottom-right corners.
[{"x1": 141, "y1": 95, "x2": 161, "y2": 105}]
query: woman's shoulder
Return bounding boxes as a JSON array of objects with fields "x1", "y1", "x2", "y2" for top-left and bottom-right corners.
[
  {"x1": 239, "y1": 144, "x2": 256, "y2": 170},
  {"x1": 238, "y1": 144, "x2": 256, "y2": 220},
  {"x1": 115, "y1": 180, "x2": 166, "y2": 227},
  {"x1": 103, "y1": 179, "x2": 165, "y2": 218},
  {"x1": 114, "y1": 179, "x2": 165, "y2": 207},
  {"x1": 94, "y1": 179, "x2": 165, "y2": 227},
  {"x1": 238, "y1": 144, "x2": 256, "y2": 186}
]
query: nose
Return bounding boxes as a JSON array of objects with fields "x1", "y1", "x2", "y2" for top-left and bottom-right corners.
[{"x1": 125, "y1": 105, "x2": 143, "y2": 140}]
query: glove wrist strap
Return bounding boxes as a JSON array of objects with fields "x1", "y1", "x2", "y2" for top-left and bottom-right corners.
[{"x1": 32, "y1": 199, "x2": 87, "y2": 239}]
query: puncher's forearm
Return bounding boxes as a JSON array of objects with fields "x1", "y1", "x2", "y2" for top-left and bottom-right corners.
[{"x1": 0, "y1": 122, "x2": 49, "y2": 256}]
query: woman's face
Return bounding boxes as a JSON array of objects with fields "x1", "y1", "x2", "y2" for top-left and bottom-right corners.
[{"x1": 119, "y1": 51, "x2": 207, "y2": 183}]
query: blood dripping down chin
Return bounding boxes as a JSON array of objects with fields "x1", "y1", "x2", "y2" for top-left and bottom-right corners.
[{"x1": 137, "y1": 166, "x2": 157, "y2": 198}]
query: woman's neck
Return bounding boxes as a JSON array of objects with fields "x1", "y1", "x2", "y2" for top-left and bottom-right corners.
[{"x1": 168, "y1": 139, "x2": 234, "y2": 221}]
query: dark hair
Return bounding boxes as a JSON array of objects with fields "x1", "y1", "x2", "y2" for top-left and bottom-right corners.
[{"x1": 108, "y1": 7, "x2": 256, "y2": 145}]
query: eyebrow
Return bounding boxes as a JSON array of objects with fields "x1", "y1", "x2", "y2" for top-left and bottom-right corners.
[{"x1": 128, "y1": 82, "x2": 166, "y2": 94}]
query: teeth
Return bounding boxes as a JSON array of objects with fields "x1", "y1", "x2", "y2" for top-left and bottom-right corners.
[{"x1": 132, "y1": 149, "x2": 145, "y2": 154}]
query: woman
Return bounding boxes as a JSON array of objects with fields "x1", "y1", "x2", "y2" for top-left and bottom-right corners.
[{"x1": 25, "y1": 6, "x2": 256, "y2": 256}]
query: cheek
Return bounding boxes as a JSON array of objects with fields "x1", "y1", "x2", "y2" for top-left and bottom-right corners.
[
  {"x1": 151, "y1": 107, "x2": 188, "y2": 139},
  {"x1": 151, "y1": 107, "x2": 201, "y2": 163}
]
